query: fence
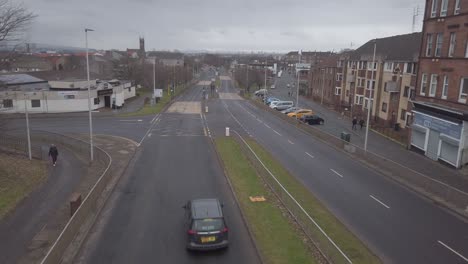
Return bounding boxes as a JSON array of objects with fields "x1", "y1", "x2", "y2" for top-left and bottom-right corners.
[
  {"x1": 249, "y1": 99, "x2": 468, "y2": 218},
  {"x1": 232, "y1": 130, "x2": 352, "y2": 264},
  {"x1": 0, "y1": 133, "x2": 42, "y2": 159}
]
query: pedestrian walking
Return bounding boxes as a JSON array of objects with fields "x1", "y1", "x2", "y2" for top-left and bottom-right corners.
[
  {"x1": 352, "y1": 117, "x2": 357, "y2": 130},
  {"x1": 359, "y1": 118, "x2": 365, "y2": 130},
  {"x1": 288, "y1": 91, "x2": 290, "y2": 97},
  {"x1": 48, "y1": 144, "x2": 59, "y2": 166}
]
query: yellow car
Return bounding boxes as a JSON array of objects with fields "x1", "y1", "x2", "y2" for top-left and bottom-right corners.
[{"x1": 287, "y1": 109, "x2": 313, "y2": 118}]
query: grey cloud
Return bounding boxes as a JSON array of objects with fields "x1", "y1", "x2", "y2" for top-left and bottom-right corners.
[{"x1": 20, "y1": 0, "x2": 425, "y2": 51}]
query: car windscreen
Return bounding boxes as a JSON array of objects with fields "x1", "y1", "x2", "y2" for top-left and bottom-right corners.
[{"x1": 192, "y1": 218, "x2": 224, "y2": 232}]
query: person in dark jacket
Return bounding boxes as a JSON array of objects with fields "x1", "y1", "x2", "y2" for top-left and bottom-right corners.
[
  {"x1": 359, "y1": 118, "x2": 365, "y2": 130},
  {"x1": 352, "y1": 117, "x2": 357, "y2": 130},
  {"x1": 48, "y1": 144, "x2": 58, "y2": 166}
]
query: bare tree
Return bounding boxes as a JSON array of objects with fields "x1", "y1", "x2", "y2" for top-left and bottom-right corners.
[{"x1": 0, "y1": 0, "x2": 36, "y2": 43}]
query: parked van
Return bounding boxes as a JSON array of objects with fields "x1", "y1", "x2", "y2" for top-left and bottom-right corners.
[{"x1": 271, "y1": 101, "x2": 294, "y2": 111}]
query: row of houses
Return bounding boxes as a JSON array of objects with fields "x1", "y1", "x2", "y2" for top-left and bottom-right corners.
[{"x1": 305, "y1": 0, "x2": 468, "y2": 169}]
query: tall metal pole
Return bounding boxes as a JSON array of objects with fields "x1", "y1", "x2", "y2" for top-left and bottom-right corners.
[
  {"x1": 364, "y1": 40, "x2": 377, "y2": 152},
  {"x1": 24, "y1": 94, "x2": 31, "y2": 160},
  {"x1": 296, "y1": 51, "x2": 301, "y2": 107},
  {"x1": 264, "y1": 60, "x2": 267, "y2": 99},
  {"x1": 321, "y1": 69, "x2": 325, "y2": 105},
  {"x1": 85, "y1": 28, "x2": 94, "y2": 161},
  {"x1": 246, "y1": 64, "x2": 249, "y2": 91},
  {"x1": 153, "y1": 58, "x2": 156, "y2": 92}
]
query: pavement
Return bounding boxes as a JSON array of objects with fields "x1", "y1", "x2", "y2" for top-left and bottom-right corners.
[
  {"x1": 73, "y1": 72, "x2": 260, "y2": 264},
  {"x1": 0, "y1": 146, "x2": 86, "y2": 264},
  {"x1": 268, "y1": 71, "x2": 468, "y2": 192},
  {"x1": 201, "y1": 72, "x2": 468, "y2": 264}
]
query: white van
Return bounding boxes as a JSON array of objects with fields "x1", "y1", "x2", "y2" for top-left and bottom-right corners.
[{"x1": 271, "y1": 101, "x2": 294, "y2": 111}]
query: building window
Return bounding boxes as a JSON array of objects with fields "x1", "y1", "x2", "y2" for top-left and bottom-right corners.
[
  {"x1": 429, "y1": 74, "x2": 438, "y2": 97},
  {"x1": 435, "y1": 33, "x2": 443, "y2": 57},
  {"x1": 355, "y1": 95, "x2": 364, "y2": 105},
  {"x1": 31, "y1": 99, "x2": 41, "y2": 108},
  {"x1": 336, "y1": 73, "x2": 343, "y2": 81},
  {"x1": 346, "y1": 90, "x2": 349, "y2": 97},
  {"x1": 405, "y1": 63, "x2": 413, "y2": 74},
  {"x1": 335, "y1": 87, "x2": 342, "y2": 95},
  {"x1": 367, "y1": 62, "x2": 377, "y2": 70},
  {"x1": 440, "y1": 0, "x2": 448, "y2": 16},
  {"x1": 366, "y1": 80, "x2": 376, "y2": 90},
  {"x1": 94, "y1": 98, "x2": 100, "y2": 105},
  {"x1": 400, "y1": 109, "x2": 407, "y2": 120},
  {"x1": 431, "y1": 0, "x2": 439, "y2": 17},
  {"x1": 420, "y1": 73, "x2": 428, "y2": 95},
  {"x1": 364, "y1": 98, "x2": 373, "y2": 109},
  {"x1": 426, "y1": 34, "x2": 433, "y2": 56},
  {"x1": 442, "y1": 75, "x2": 449, "y2": 99},
  {"x1": 455, "y1": 0, "x2": 461, "y2": 14},
  {"x1": 381, "y1": 102, "x2": 388, "y2": 112},
  {"x1": 465, "y1": 39, "x2": 468, "y2": 57},
  {"x1": 384, "y1": 62, "x2": 394, "y2": 72},
  {"x1": 459, "y1": 77, "x2": 468, "y2": 103},
  {"x1": 403, "y1": 86, "x2": 410, "y2": 97},
  {"x1": 449, "y1": 33, "x2": 456, "y2": 57},
  {"x1": 2, "y1": 99, "x2": 13, "y2": 108}
]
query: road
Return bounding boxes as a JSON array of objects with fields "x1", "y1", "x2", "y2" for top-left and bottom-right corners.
[
  {"x1": 203, "y1": 74, "x2": 468, "y2": 264},
  {"x1": 74, "y1": 74, "x2": 260, "y2": 263}
]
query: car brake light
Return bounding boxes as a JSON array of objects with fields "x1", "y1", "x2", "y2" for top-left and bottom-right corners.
[
  {"x1": 188, "y1": 229, "x2": 196, "y2": 235},
  {"x1": 221, "y1": 227, "x2": 228, "y2": 233}
]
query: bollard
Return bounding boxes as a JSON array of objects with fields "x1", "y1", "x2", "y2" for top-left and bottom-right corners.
[
  {"x1": 205, "y1": 106, "x2": 209, "y2": 113},
  {"x1": 70, "y1": 192, "x2": 82, "y2": 217},
  {"x1": 226, "y1": 127, "x2": 230, "y2": 137}
]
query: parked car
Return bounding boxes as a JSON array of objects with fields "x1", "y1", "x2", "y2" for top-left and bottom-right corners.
[
  {"x1": 300, "y1": 114, "x2": 325, "y2": 125},
  {"x1": 287, "y1": 109, "x2": 313, "y2": 119},
  {"x1": 265, "y1": 97, "x2": 280, "y2": 105},
  {"x1": 281, "y1": 106, "x2": 300, "y2": 114},
  {"x1": 254, "y1": 89, "x2": 267, "y2": 96},
  {"x1": 270, "y1": 84, "x2": 276, "y2": 89},
  {"x1": 184, "y1": 198, "x2": 229, "y2": 251},
  {"x1": 271, "y1": 101, "x2": 294, "y2": 111}
]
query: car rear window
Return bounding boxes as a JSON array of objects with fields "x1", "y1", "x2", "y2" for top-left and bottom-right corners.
[{"x1": 192, "y1": 218, "x2": 224, "y2": 232}]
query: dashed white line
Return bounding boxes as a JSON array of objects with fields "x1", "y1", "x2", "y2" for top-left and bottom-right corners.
[
  {"x1": 330, "y1": 169, "x2": 344, "y2": 178},
  {"x1": 438, "y1": 241, "x2": 468, "y2": 262},
  {"x1": 369, "y1": 195, "x2": 390, "y2": 209},
  {"x1": 272, "y1": 130, "x2": 282, "y2": 136},
  {"x1": 264, "y1": 124, "x2": 271, "y2": 129},
  {"x1": 288, "y1": 139, "x2": 294, "y2": 145},
  {"x1": 305, "y1": 152, "x2": 314, "y2": 158}
]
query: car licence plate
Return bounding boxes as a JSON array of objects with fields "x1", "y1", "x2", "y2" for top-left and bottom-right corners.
[{"x1": 201, "y1": 236, "x2": 216, "y2": 243}]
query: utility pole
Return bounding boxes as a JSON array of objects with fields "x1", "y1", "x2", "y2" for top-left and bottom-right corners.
[
  {"x1": 321, "y1": 68, "x2": 325, "y2": 105},
  {"x1": 364, "y1": 40, "x2": 377, "y2": 152}
]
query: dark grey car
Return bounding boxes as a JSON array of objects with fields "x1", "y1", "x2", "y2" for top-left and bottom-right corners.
[{"x1": 184, "y1": 198, "x2": 229, "y2": 251}]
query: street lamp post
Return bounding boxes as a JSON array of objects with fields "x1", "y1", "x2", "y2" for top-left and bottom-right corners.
[
  {"x1": 364, "y1": 40, "x2": 377, "y2": 152},
  {"x1": 264, "y1": 60, "x2": 267, "y2": 99},
  {"x1": 24, "y1": 93, "x2": 32, "y2": 160},
  {"x1": 321, "y1": 68, "x2": 325, "y2": 105},
  {"x1": 85, "y1": 28, "x2": 94, "y2": 161},
  {"x1": 296, "y1": 51, "x2": 302, "y2": 107}
]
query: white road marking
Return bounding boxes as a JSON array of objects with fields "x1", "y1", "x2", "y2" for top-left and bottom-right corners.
[
  {"x1": 148, "y1": 133, "x2": 152, "y2": 138},
  {"x1": 438, "y1": 241, "x2": 468, "y2": 262},
  {"x1": 288, "y1": 139, "x2": 294, "y2": 145},
  {"x1": 273, "y1": 130, "x2": 282, "y2": 136},
  {"x1": 264, "y1": 124, "x2": 271, "y2": 129},
  {"x1": 305, "y1": 152, "x2": 314, "y2": 158},
  {"x1": 119, "y1": 119, "x2": 143, "y2": 122},
  {"x1": 369, "y1": 195, "x2": 390, "y2": 209},
  {"x1": 330, "y1": 169, "x2": 344, "y2": 178}
]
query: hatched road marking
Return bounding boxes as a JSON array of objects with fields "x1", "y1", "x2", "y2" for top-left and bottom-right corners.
[
  {"x1": 305, "y1": 152, "x2": 314, "y2": 158},
  {"x1": 330, "y1": 169, "x2": 344, "y2": 178}
]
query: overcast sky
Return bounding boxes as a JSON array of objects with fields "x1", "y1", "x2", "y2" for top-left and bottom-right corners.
[{"x1": 20, "y1": 0, "x2": 425, "y2": 52}]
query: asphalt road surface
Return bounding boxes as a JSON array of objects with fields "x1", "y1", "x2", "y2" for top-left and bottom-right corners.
[
  {"x1": 74, "y1": 76, "x2": 260, "y2": 264},
  {"x1": 202, "y1": 75, "x2": 468, "y2": 264}
]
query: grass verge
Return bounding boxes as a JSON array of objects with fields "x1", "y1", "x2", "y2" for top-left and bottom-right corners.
[
  {"x1": 246, "y1": 138, "x2": 381, "y2": 264},
  {"x1": 120, "y1": 85, "x2": 187, "y2": 117},
  {"x1": 0, "y1": 153, "x2": 47, "y2": 219},
  {"x1": 215, "y1": 137, "x2": 317, "y2": 264}
]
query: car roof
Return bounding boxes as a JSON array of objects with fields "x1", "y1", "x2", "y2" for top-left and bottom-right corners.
[{"x1": 190, "y1": 198, "x2": 223, "y2": 219}]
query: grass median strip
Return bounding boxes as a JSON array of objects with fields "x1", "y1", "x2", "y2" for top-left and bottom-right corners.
[
  {"x1": 0, "y1": 153, "x2": 47, "y2": 219},
  {"x1": 246, "y1": 138, "x2": 381, "y2": 264},
  {"x1": 215, "y1": 137, "x2": 317, "y2": 264}
]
